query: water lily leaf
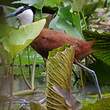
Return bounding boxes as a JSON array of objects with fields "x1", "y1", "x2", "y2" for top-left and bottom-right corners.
[
  {"x1": 46, "y1": 46, "x2": 80, "y2": 110},
  {"x1": 2, "y1": 19, "x2": 46, "y2": 57}
]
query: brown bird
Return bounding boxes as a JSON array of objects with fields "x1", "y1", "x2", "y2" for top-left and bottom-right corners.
[
  {"x1": 6, "y1": 6, "x2": 93, "y2": 61},
  {"x1": 31, "y1": 28, "x2": 93, "y2": 62},
  {"x1": 31, "y1": 28, "x2": 102, "y2": 99}
]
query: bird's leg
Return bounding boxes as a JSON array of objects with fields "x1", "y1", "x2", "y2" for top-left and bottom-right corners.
[
  {"x1": 75, "y1": 60, "x2": 102, "y2": 99},
  {"x1": 43, "y1": 57, "x2": 47, "y2": 68}
]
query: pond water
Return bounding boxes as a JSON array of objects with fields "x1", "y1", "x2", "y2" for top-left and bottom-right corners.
[{"x1": 0, "y1": 76, "x2": 46, "y2": 110}]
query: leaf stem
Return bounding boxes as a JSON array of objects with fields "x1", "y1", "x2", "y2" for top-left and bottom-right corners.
[
  {"x1": 18, "y1": 54, "x2": 32, "y2": 89},
  {"x1": 31, "y1": 55, "x2": 36, "y2": 90}
]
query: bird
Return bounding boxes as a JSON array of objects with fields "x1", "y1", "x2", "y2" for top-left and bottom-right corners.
[
  {"x1": 31, "y1": 28, "x2": 94, "y2": 61},
  {"x1": 6, "y1": 5, "x2": 36, "y2": 25},
  {"x1": 6, "y1": 5, "x2": 93, "y2": 62},
  {"x1": 6, "y1": 5, "x2": 102, "y2": 98}
]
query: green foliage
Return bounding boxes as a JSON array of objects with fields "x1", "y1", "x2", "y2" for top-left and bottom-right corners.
[
  {"x1": 72, "y1": 0, "x2": 86, "y2": 11},
  {"x1": 83, "y1": 4, "x2": 110, "y2": 87},
  {"x1": 49, "y1": 6, "x2": 83, "y2": 39},
  {"x1": 44, "y1": 0, "x2": 63, "y2": 7},
  {"x1": 83, "y1": 30, "x2": 110, "y2": 86},
  {"x1": 12, "y1": 0, "x2": 63, "y2": 9},
  {"x1": 13, "y1": 48, "x2": 44, "y2": 76},
  {"x1": 1, "y1": 1, "x2": 110, "y2": 110},
  {"x1": 88, "y1": 59, "x2": 110, "y2": 86},
  {"x1": 2, "y1": 19, "x2": 46, "y2": 57},
  {"x1": 83, "y1": 30, "x2": 110, "y2": 66},
  {"x1": 14, "y1": 48, "x2": 44, "y2": 64},
  {"x1": 34, "y1": 0, "x2": 45, "y2": 9},
  {"x1": 82, "y1": 97, "x2": 110, "y2": 110},
  {"x1": 83, "y1": 2, "x2": 98, "y2": 18}
]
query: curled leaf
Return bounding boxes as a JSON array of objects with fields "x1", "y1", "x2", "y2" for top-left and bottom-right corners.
[{"x1": 46, "y1": 46, "x2": 80, "y2": 110}]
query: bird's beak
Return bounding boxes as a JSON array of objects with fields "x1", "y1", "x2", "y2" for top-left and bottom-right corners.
[
  {"x1": 6, "y1": 6, "x2": 24, "y2": 18},
  {"x1": 6, "y1": 12, "x2": 16, "y2": 18}
]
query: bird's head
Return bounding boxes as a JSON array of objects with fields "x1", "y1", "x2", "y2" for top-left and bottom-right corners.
[{"x1": 6, "y1": 5, "x2": 35, "y2": 25}]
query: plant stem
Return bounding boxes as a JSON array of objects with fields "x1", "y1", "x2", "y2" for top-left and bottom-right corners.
[
  {"x1": 13, "y1": 90, "x2": 35, "y2": 96},
  {"x1": 81, "y1": 11, "x2": 87, "y2": 30},
  {"x1": 31, "y1": 55, "x2": 36, "y2": 90},
  {"x1": 18, "y1": 54, "x2": 32, "y2": 89},
  {"x1": 27, "y1": 47, "x2": 32, "y2": 80},
  {"x1": 8, "y1": 58, "x2": 14, "y2": 110}
]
